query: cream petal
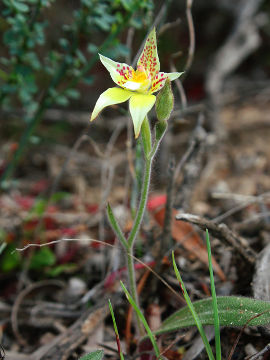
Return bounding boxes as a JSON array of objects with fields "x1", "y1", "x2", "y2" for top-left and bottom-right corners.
[
  {"x1": 91, "y1": 87, "x2": 133, "y2": 121},
  {"x1": 129, "y1": 94, "x2": 156, "y2": 138}
]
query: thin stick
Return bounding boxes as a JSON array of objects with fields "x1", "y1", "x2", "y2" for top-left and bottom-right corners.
[
  {"x1": 16, "y1": 238, "x2": 185, "y2": 304},
  {"x1": 184, "y1": 0, "x2": 195, "y2": 75}
]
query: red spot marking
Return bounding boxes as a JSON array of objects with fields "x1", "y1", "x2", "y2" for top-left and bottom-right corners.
[
  {"x1": 117, "y1": 64, "x2": 120, "y2": 67},
  {"x1": 123, "y1": 66, "x2": 125, "y2": 70}
]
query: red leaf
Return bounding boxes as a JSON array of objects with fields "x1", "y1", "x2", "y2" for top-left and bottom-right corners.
[
  {"x1": 147, "y1": 194, "x2": 167, "y2": 212},
  {"x1": 15, "y1": 195, "x2": 35, "y2": 210}
]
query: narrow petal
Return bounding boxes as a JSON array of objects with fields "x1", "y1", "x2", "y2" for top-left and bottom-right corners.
[
  {"x1": 150, "y1": 72, "x2": 169, "y2": 93},
  {"x1": 167, "y1": 72, "x2": 184, "y2": 81},
  {"x1": 129, "y1": 94, "x2": 156, "y2": 138},
  {"x1": 99, "y1": 54, "x2": 134, "y2": 87},
  {"x1": 150, "y1": 71, "x2": 184, "y2": 93},
  {"x1": 91, "y1": 87, "x2": 132, "y2": 121},
  {"x1": 137, "y1": 27, "x2": 160, "y2": 80}
]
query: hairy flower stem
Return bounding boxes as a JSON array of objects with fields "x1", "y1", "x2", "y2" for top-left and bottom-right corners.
[{"x1": 126, "y1": 117, "x2": 153, "y2": 334}]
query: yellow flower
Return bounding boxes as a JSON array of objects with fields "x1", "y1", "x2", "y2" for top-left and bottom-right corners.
[{"x1": 90, "y1": 28, "x2": 182, "y2": 138}]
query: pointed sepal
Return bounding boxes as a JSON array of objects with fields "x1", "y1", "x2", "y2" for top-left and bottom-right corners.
[
  {"x1": 90, "y1": 87, "x2": 132, "y2": 121},
  {"x1": 137, "y1": 27, "x2": 160, "y2": 80},
  {"x1": 129, "y1": 94, "x2": 156, "y2": 138}
]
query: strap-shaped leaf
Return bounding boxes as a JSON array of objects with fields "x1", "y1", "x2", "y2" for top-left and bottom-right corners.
[
  {"x1": 79, "y1": 350, "x2": 104, "y2": 360},
  {"x1": 155, "y1": 296, "x2": 270, "y2": 335}
]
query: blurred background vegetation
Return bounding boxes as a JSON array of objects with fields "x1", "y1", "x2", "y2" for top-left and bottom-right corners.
[{"x1": 0, "y1": 0, "x2": 269, "y2": 187}]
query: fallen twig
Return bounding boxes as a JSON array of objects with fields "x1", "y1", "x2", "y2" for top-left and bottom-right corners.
[{"x1": 175, "y1": 213, "x2": 257, "y2": 265}]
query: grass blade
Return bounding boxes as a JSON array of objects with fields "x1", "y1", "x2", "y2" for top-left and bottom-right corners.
[
  {"x1": 108, "y1": 299, "x2": 125, "y2": 360},
  {"x1": 107, "y1": 203, "x2": 128, "y2": 250},
  {"x1": 206, "y1": 229, "x2": 221, "y2": 360},
  {"x1": 172, "y1": 251, "x2": 215, "y2": 360},
  {"x1": 120, "y1": 281, "x2": 160, "y2": 358}
]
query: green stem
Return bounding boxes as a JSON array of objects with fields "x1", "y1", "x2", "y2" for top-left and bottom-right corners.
[
  {"x1": 127, "y1": 156, "x2": 151, "y2": 248},
  {"x1": 125, "y1": 117, "x2": 153, "y2": 334},
  {"x1": 126, "y1": 250, "x2": 144, "y2": 334},
  {"x1": 127, "y1": 118, "x2": 152, "y2": 248}
]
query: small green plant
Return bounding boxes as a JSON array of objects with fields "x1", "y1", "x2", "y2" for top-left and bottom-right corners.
[
  {"x1": 91, "y1": 27, "x2": 183, "y2": 332},
  {"x1": 159, "y1": 231, "x2": 270, "y2": 358}
]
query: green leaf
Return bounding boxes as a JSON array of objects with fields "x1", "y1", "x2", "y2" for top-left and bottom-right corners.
[
  {"x1": 172, "y1": 252, "x2": 214, "y2": 360},
  {"x1": 120, "y1": 0, "x2": 133, "y2": 11},
  {"x1": 79, "y1": 350, "x2": 104, "y2": 360},
  {"x1": 29, "y1": 198, "x2": 46, "y2": 216},
  {"x1": 46, "y1": 263, "x2": 77, "y2": 277},
  {"x1": 108, "y1": 300, "x2": 125, "y2": 360},
  {"x1": 1, "y1": 244, "x2": 21, "y2": 272},
  {"x1": 50, "y1": 191, "x2": 70, "y2": 202},
  {"x1": 55, "y1": 95, "x2": 69, "y2": 106},
  {"x1": 121, "y1": 281, "x2": 160, "y2": 358},
  {"x1": 12, "y1": 0, "x2": 29, "y2": 12},
  {"x1": 155, "y1": 79, "x2": 174, "y2": 122},
  {"x1": 106, "y1": 203, "x2": 128, "y2": 250},
  {"x1": 87, "y1": 44, "x2": 98, "y2": 54},
  {"x1": 0, "y1": 242, "x2": 7, "y2": 255},
  {"x1": 29, "y1": 247, "x2": 56, "y2": 270},
  {"x1": 205, "y1": 230, "x2": 221, "y2": 360},
  {"x1": 156, "y1": 296, "x2": 270, "y2": 335},
  {"x1": 65, "y1": 88, "x2": 80, "y2": 99}
]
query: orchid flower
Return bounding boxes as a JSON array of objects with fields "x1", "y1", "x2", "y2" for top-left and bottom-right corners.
[{"x1": 90, "y1": 28, "x2": 183, "y2": 138}]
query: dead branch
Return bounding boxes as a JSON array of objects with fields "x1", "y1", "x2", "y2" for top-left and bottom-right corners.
[
  {"x1": 206, "y1": 0, "x2": 263, "y2": 99},
  {"x1": 11, "y1": 280, "x2": 65, "y2": 347},
  {"x1": 175, "y1": 213, "x2": 257, "y2": 265},
  {"x1": 205, "y1": 0, "x2": 264, "y2": 134}
]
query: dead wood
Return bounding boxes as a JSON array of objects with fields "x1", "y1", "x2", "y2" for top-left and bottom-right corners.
[
  {"x1": 175, "y1": 213, "x2": 257, "y2": 265},
  {"x1": 5, "y1": 301, "x2": 110, "y2": 360},
  {"x1": 205, "y1": 0, "x2": 264, "y2": 134}
]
